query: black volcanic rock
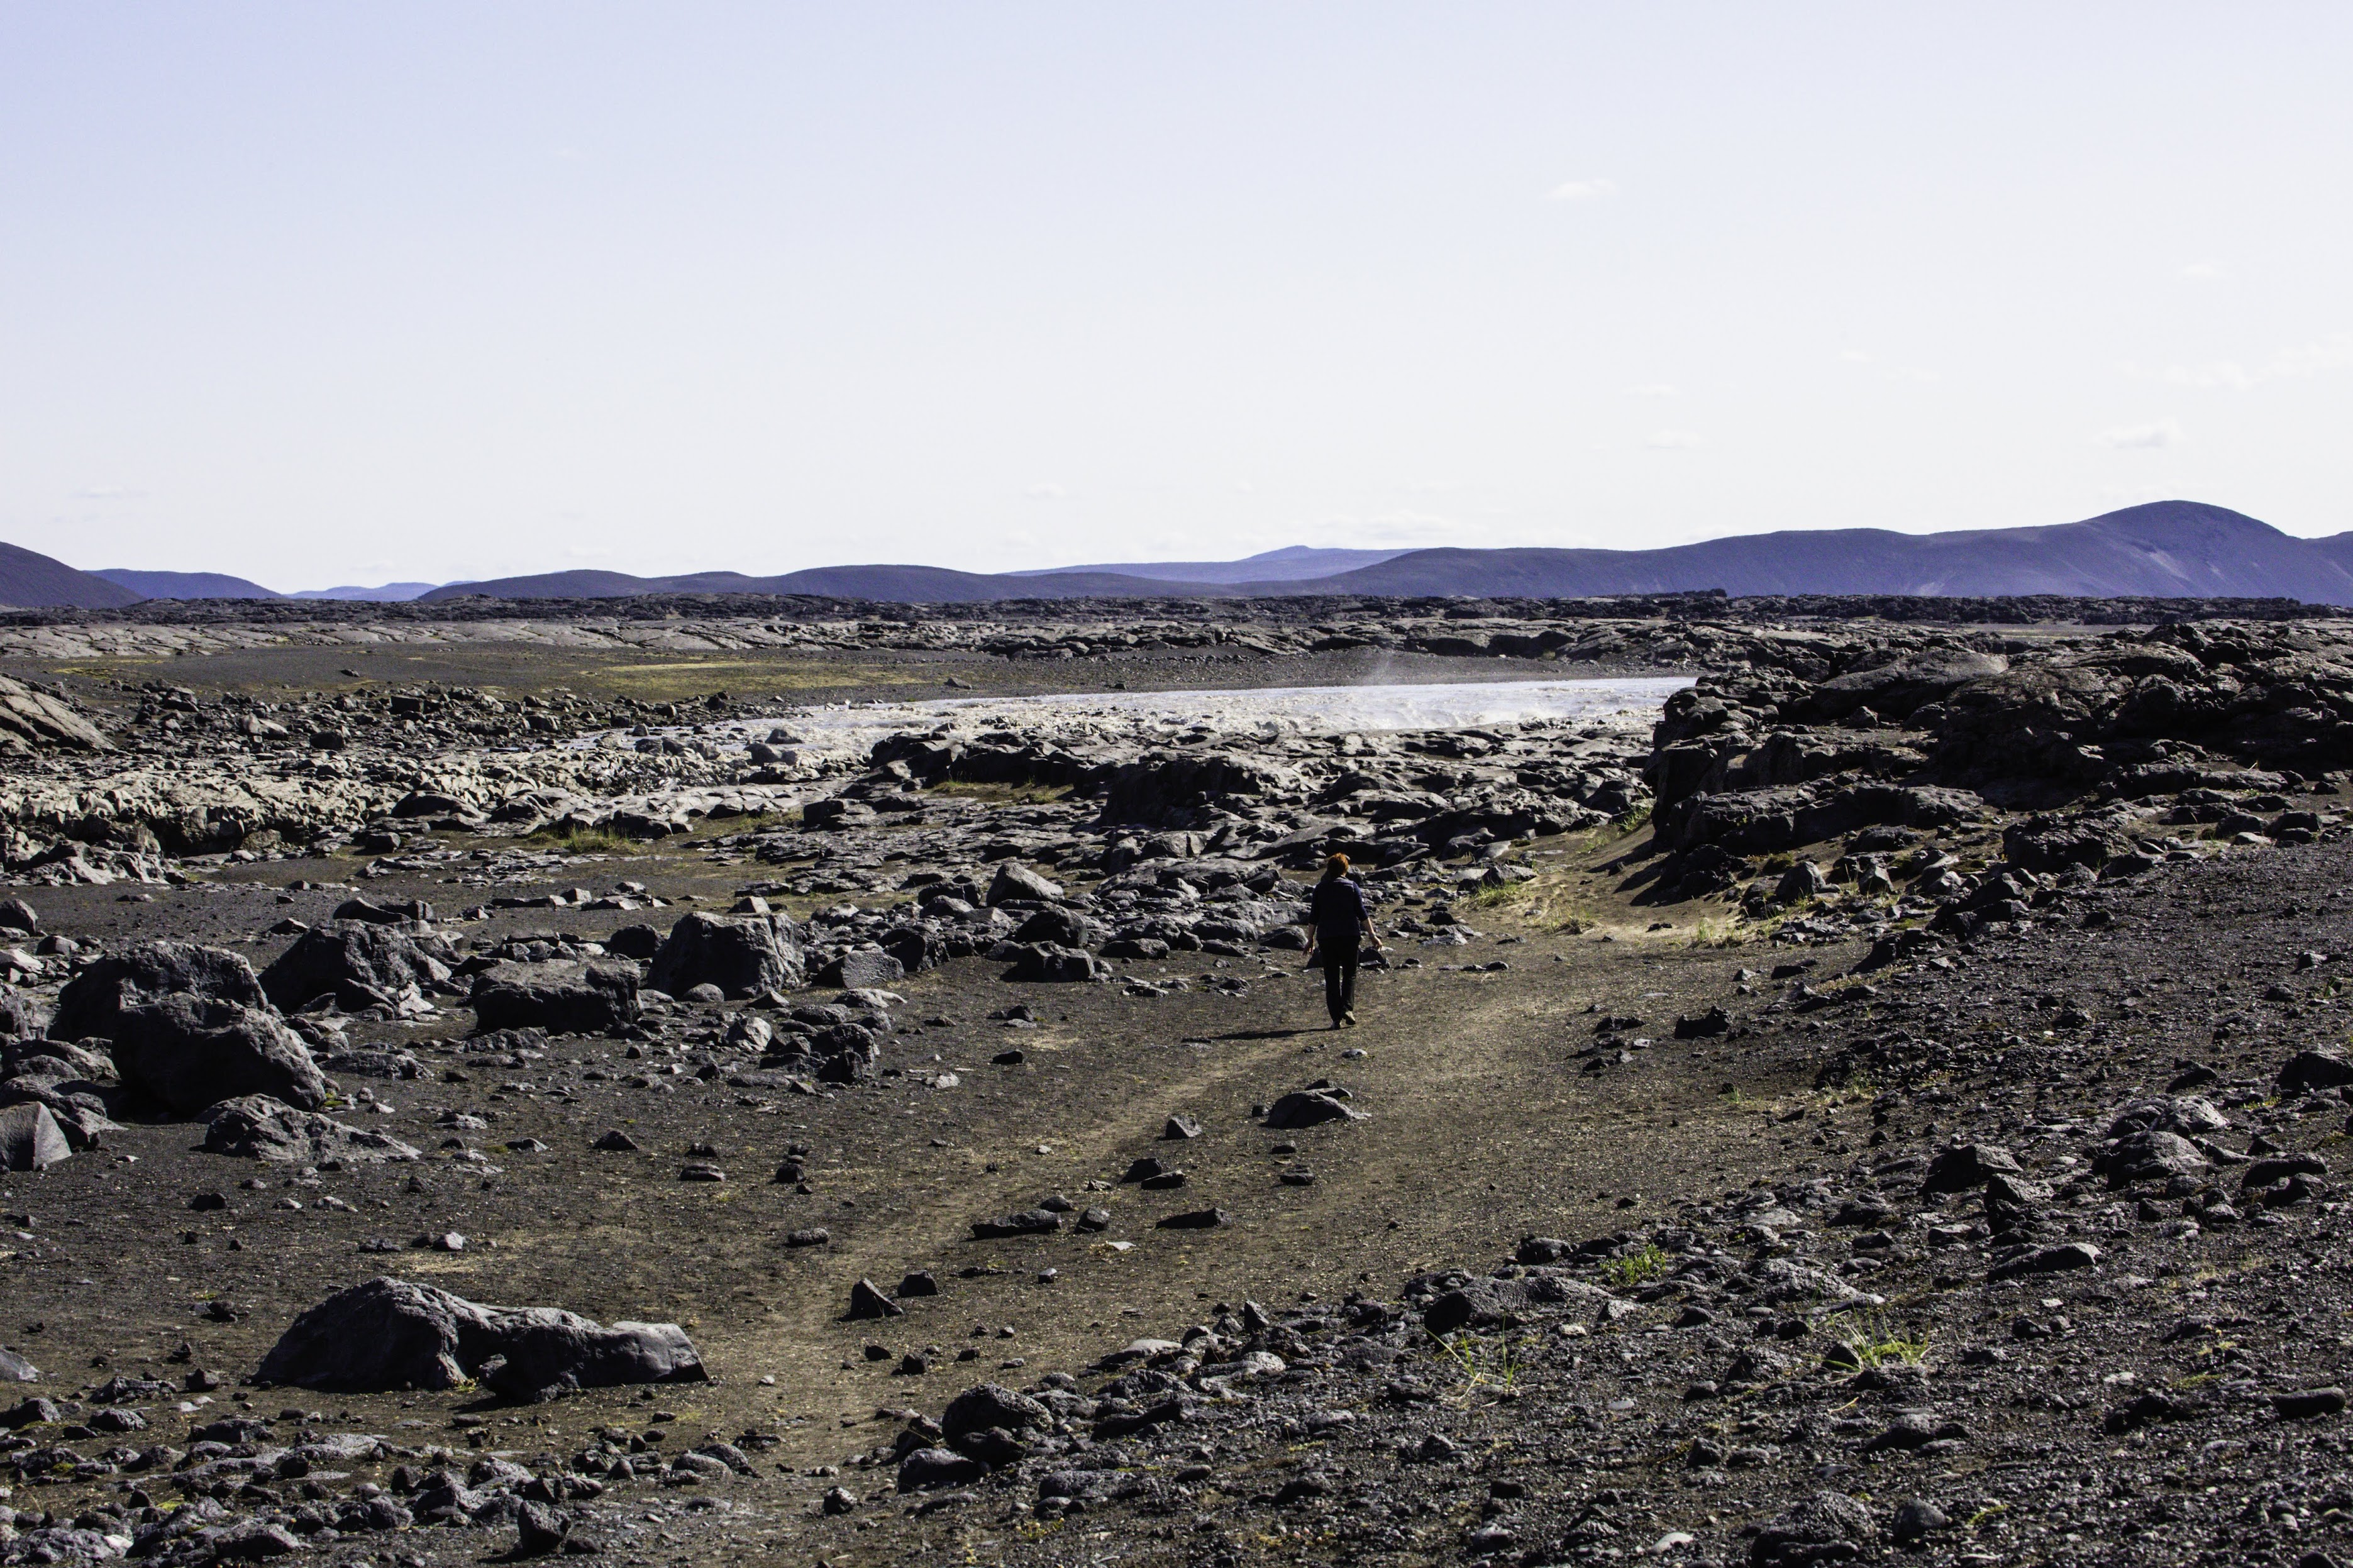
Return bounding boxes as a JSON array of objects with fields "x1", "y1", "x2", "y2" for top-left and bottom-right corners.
[
  {"x1": 50, "y1": 940, "x2": 272, "y2": 1044},
  {"x1": 254, "y1": 1276, "x2": 704, "y2": 1398}
]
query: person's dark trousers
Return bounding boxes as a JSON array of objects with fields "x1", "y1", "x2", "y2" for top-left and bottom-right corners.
[{"x1": 1320, "y1": 949, "x2": 1358, "y2": 1024}]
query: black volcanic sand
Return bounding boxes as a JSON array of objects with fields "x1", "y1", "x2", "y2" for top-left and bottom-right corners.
[
  {"x1": 19, "y1": 820, "x2": 2353, "y2": 1566},
  {"x1": 6, "y1": 818, "x2": 1786, "y2": 1537}
]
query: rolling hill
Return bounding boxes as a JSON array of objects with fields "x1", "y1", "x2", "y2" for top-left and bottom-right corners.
[
  {"x1": 1288, "y1": 502, "x2": 2353, "y2": 602},
  {"x1": 1010, "y1": 544, "x2": 1413, "y2": 584},
  {"x1": 418, "y1": 565, "x2": 1230, "y2": 603},
  {"x1": 0, "y1": 543, "x2": 146, "y2": 608},
  {"x1": 414, "y1": 501, "x2": 2353, "y2": 607},
  {"x1": 94, "y1": 569, "x2": 282, "y2": 600},
  {"x1": 34, "y1": 499, "x2": 2353, "y2": 612},
  {"x1": 289, "y1": 582, "x2": 442, "y2": 601}
]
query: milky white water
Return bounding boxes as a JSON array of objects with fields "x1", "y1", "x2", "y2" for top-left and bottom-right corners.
[
  {"x1": 570, "y1": 677, "x2": 1692, "y2": 766},
  {"x1": 771, "y1": 676, "x2": 1689, "y2": 743}
]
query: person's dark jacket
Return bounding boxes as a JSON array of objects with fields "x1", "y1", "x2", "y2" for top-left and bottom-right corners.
[{"x1": 1308, "y1": 878, "x2": 1370, "y2": 950}]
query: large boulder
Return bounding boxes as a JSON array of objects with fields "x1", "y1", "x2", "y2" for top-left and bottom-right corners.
[
  {"x1": 469, "y1": 961, "x2": 639, "y2": 1035},
  {"x1": 0, "y1": 986, "x2": 48, "y2": 1041},
  {"x1": 254, "y1": 1276, "x2": 706, "y2": 1400},
  {"x1": 258, "y1": 922, "x2": 456, "y2": 1012},
  {"x1": 199, "y1": 1095, "x2": 421, "y2": 1163},
  {"x1": 816, "y1": 949, "x2": 904, "y2": 990},
  {"x1": 897, "y1": 1447, "x2": 985, "y2": 1492},
  {"x1": 0, "y1": 1103, "x2": 70, "y2": 1171},
  {"x1": 1264, "y1": 1090, "x2": 1363, "y2": 1129},
  {"x1": 110, "y1": 996, "x2": 327, "y2": 1115},
  {"x1": 986, "y1": 863, "x2": 1064, "y2": 906},
  {"x1": 49, "y1": 941, "x2": 269, "y2": 1045},
  {"x1": 2280, "y1": 1049, "x2": 2353, "y2": 1095},
  {"x1": 1919, "y1": 1142, "x2": 2025, "y2": 1196},
  {"x1": 0, "y1": 1075, "x2": 116, "y2": 1151},
  {"x1": 0, "y1": 674, "x2": 111, "y2": 753},
  {"x1": 875, "y1": 924, "x2": 947, "y2": 975},
  {"x1": 941, "y1": 1383, "x2": 1053, "y2": 1440},
  {"x1": 647, "y1": 913, "x2": 804, "y2": 999},
  {"x1": 1420, "y1": 1273, "x2": 1621, "y2": 1334},
  {"x1": 1002, "y1": 943, "x2": 1105, "y2": 983},
  {"x1": 763, "y1": 1020, "x2": 883, "y2": 1085}
]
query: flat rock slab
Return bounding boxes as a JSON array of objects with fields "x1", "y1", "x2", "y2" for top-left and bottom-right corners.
[
  {"x1": 199, "y1": 1095, "x2": 421, "y2": 1163},
  {"x1": 255, "y1": 1276, "x2": 704, "y2": 1401}
]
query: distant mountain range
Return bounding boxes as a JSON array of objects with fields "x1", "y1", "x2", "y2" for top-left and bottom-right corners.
[
  {"x1": 1007, "y1": 544, "x2": 1414, "y2": 584},
  {"x1": 88, "y1": 570, "x2": 445, "y2": 603},
  {"x1": 94, "y1": 569, "x2": 282, "y2": 600},
  {"x1": 289, "y1": 582, "x2": 444, "y2": 602},
  {"x1": 4, "y1": 544, "x2": 141, "y2": 609},
  {"x1": 8, "y1": 500, "x2": 2353, "y2": 610}
]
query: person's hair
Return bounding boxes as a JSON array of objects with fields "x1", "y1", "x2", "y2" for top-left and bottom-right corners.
[{"x1": 1320, "y1": 854, "x2": 1349, "y2": 882}]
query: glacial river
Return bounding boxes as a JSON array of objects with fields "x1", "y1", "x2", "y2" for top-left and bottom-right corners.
[{"x1": 766, "y1": 675, "x2": 1693, "y2": 743}]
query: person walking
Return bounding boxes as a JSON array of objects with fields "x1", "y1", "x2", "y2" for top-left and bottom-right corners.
[{"x1": 1303, "y1": 853, "x2": 1382, "y2": 1028}]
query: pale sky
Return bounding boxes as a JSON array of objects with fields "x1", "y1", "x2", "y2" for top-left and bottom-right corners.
[{"x1": 4, "y1": 4, "x2": 2350, "y2": 588}]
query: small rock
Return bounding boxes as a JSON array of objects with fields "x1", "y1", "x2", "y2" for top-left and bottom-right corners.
[{"x1": 2274, "y1": 1388, "x2": 2349, "y2": 1420}]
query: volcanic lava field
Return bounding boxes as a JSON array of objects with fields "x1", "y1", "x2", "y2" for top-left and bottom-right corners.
[{"x1": 5, "y1": 595, "x2": 2353, "y2": 1568}]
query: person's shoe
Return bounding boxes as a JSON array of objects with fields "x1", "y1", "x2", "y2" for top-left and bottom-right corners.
[{"x1": 1341, "y1": 1012, "x2": 1358, "y2": 1027}]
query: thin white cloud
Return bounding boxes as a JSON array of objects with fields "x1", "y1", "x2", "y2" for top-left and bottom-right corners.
[
  {"x1": 1645, "y1": 429, "x2": 1704, "y2": 450},
  {"x1": 1840, "y1": 350, "x2": 1872, "y2": 364},
  {"x1": 2136, "y1": 331, "x2": 2350, "y2": 392},
  {"x1": 1630, "y1": 383, "x2": 1678, "y2": 399},
  {"x1": 2095, "y1": 419, "x2": 2184, "y2": 450},
  {"x1": 1024, "y1": 482, "x2": 1067, "y2": 499},
  {"x1": 2179, "y1": 262, "x2": 2224, "y2": 281},
  {"x1": 2267, "y1": 332, "x2": 2353, "y2": 377},
  {"x1": 74, "y1": 485, "x2": 145, "y2": 500},
  {"x1": 2160, "y1": 362, "x2": 2255, "y2": 390},
  {"x1": 1545, "y1": 177, "x2": 1617, "y2": 202}
]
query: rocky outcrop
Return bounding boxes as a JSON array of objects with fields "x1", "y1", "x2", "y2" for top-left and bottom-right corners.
[{"x1": 0, "y1": 675, "x2": 109, "y2": 754}]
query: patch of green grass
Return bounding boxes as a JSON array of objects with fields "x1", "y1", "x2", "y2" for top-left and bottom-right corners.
[
  {"x1": 1429, "y1": 1331, "x2": 1527, "y2": 1399},
  {"x1": 1600, "y1": 1242, "x2": 1672, "y2": 1289},
  {"x1": 1829, "y1": 1310, "x2": 1929, "y2": 1369},
  {"x1": 1466, "y1": 878, "x2": 1538, "y2": 909},
  {"x1": 1686, "y1": 917, "x2": 1747, "y2": 948},
  {"x1": 1608, "y1": 804, "x2": 1654, "y2": 838},
  {"x1": 926, "y1": 780, "x2": 1073, "y2": 805},
  {"x1": 522, "y1": 825, "x2": 641, "y2": 855}
]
